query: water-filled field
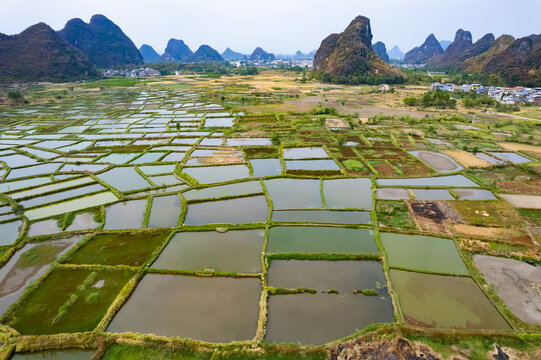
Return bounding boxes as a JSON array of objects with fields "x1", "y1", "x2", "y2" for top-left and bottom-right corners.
[{"x1": 0, "y1": 81, "x2": 537, "y2": 355}]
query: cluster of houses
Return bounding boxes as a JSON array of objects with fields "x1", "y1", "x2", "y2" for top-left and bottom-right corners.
[
  {"x1": 103, "y1": 68, "x2": 161, "y2": 78},
  {"x1": 430, "y1": 82, "x2": 541, "y2": 105}
]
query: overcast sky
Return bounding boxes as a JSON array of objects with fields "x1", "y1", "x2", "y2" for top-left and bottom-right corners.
[{"x1": 1, "y1": 0, "x2": 540, "y2": 55}]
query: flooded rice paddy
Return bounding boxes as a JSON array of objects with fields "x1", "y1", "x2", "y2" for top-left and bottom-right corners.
[
  {"x1": 107, "y1": 275, "x2": 261, "y2": 342},
  {"x1": 0, "y1": 86, "x2": 528, "y2": 347}
]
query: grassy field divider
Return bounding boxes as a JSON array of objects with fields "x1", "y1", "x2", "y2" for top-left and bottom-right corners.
[
  {"x1": 0, "y1": 344, "x2": 15, "y2": 360},
  {"x1": 94, "y1": 271, "x2": 145, "y2": 333},
  {"x1": 266, "y1": 253, "x2": 381, "y2": 261},
  {"x1": 374, "y1": 228, "x2": 403, "y2": 325},
  {"x1": 253, "y1": 288, "x2": 268, "y2": 344},
  {"x1": 143, "y1": 229, "x2": 177, "y2": 268},
  {"x1": 146, "y1": 267, "x2": 261, "y2": 278}
]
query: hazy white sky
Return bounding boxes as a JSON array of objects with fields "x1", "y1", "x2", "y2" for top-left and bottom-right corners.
[{"x1": 1, "y1": 0, "x2": 540, "y2": 55}]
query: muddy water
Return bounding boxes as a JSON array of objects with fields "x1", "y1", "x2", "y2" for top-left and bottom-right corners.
[
  {"x1": 264, "y1": 179, "x2": 322, "y2": 209},
  {"x1": 409, "y1": 151, "x2": 462, "y2": 173},
  {"x1": 19, "y1": 184, "x2": 105, "y2": 209},
  {"x1": 411, "y1": 189, "x2": 454, "y2": 201},
  {"x1": 183, "y1": 181, "x2": 263, "y2": 201},
  {"x1": 285, "y1": 160, "x2": 340, "y2": 171},
  {"x1": 376, "y1": 188, "x2": 411, "y2": 200},
  {"x1": 250, "y1": 159, "x2": 282, "y2": 177},
  {"x1": 267, "y1": 260, "x2": 387, "y2": 292},
  {"x1": 182, "y1": 165, "x2": 251, "y2": 184},
  {"x1": 283, "y1": 147, "x2": 328, "y2": 159},
  {"x1": 453, "y1": 188, "x2": 497, "y2": 200},
  {"x1": 184, "y1": 195, "x2": 268, "y2": 225},
  {"x1": 0, "y1": 237, "x2": 82, "y2": 315},
  {"x1": 488, "y1": 152, "x2": 531, "y2": 164},
  {"x1": 474, "y1": 152, "x2": 505, "y2": 165},
  {"x1": 266, "y1": 291, "x2": 393, "y2": 344},
  {"x1": 390, "y1": 269, "x2": 510, "y2": 329},
  {"x1": 381, "y1": 233, "x2": 469, "y2": 275},
  {"x1": 107, "y1": 275, "x2": 261, "y2": 342},
  {"x1": 266, "y1": 226, "x2": 378, "y2": 254},
  {"x1": 377, "y1": 175, "x2": 479, "y2": 187},
  {"x1": 148, "y1": 195, "x2": 182, "y2": 228},
  {"x1": 323, "y1": 179, "x2": 373, "y2": 209},
  {"x1": 0, "y1": 220, "x2": 22, "y2": 246},
  {"x1": 152, "y1": 230, "x2": 264, "y2": 273},
  {"x1": 271, "y1": 210, "x2": 371, "y2": 224},
  {"x1": 96, "y1": 167, "x2": 151, "y2": 192},
  {"x1": 104, "y1": 199, "x2": 147, "y2": 229}
]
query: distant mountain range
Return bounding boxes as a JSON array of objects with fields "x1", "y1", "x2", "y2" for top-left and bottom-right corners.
[
  {"x1": 401, "y1": 30, "x2": 541, "y2": 85},
  {"x1": 0, "y1": 23, "x2": 97, "y2": 82},
  {"x1": 387, "y1": 45, "x2": 404, "y2": 60},
  {"x1": 1, "y1": 12, "x2": 539, "y2": 85}
]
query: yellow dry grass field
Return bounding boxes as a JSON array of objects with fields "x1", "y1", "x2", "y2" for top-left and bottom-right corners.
[
  {"x1": 325, "y1": 118, "x2": 349, "y2": 129},
  {"x1": 443, "y1": 150, "x2": 492, "y2": 168},
  {"x1": 498, "y1": 142, "x2": 541, "y2": 158}
]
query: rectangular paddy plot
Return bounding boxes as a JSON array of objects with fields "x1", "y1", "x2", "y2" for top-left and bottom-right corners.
[
  {"x1": 152, "y1": 230, "x2": 264, "y2": 273},
  {"x1": 264, "y1": 178, "x2": 322, "y2": 209},
  {"x1": 24, "y1": 192, "x2": 118, "y2": 221},
  {"x1": 0, "y1": 220, "x2": 22, "y2": 246},
  {"x1": 377, "y1": 175, "x2": 479, "y2": 187},
  {"x1": 182, "y1": 181, "x2": 263, "y2": 201},
  {"x1": 184, "y1": 195, "x2": 268, "y2": 225},
  {"x1": 283, "y1": 147, "x2": 329, "y2": 159},
  {"x1": 250, "y1": 158, "x2": 282, "y2": 177},
  {"x1": 390, "y1": 269, "x2": 510, "y2": 330},
  {"x1": 285, "y1": 159, "x2": 340, "y2": 171},
  {"x1": 5, "y1": 268, "x2": 134, "y2": 335},
  {"x1": 381, "y1": 233, "x2": 469, "y2": 275},
  {"x1": 148, "y1": 195, "x2": 182, "y2": 228},
  {"x1": 265, "y1": 261, "x2": 393, "y2": 345},
  {"x1": 103, "y1": 199, "x2": 147, "y2": 229},
  {"x1": 107, "y1": 275, "x2": 261, "y2": 342},
  {"x1": 181, "y1": 165, "x2": 250, "y2": 184},
  {"x1": 0, "y1": 237, "x2": 82, "y2": 315},
  {"x1": 96, "y1": 167, "x2": 151, "y2": 192},
  {"x1": 266, "y1": 226, "x2": 379, "y2": 254},
  {"x1": 271, "y1": 210, "x2": 371, "y2": 224},
  {"x1": 323, "y1": 178, "x2": 373, "y2": 209},
  {"x1": 65, "y1": 232, "x2": 169, "y2": 266}
]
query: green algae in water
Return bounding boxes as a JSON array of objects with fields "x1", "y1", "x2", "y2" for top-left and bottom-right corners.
[
  {"x1": 266, "y1": 226, "x2": 379, "y2": 254},
  {"x1": 264, "y1": 179, "x2": 322, "y2": 209},
  {"x1": 271, "y1": 210, "x2": 371, "y2": 224},
  {"x1": 107, "y1": 275, "x2": 261, "y2": 342},
  {"x1": 381, "y1": 233, "x2": 469, "y2": 275},
  {"x1": 390, "y1": 269, "x2": 510, "y2": 330},
  {"x1": 152, "y1": 230, "x2": 264, "y2": 273},
  {"x1": 17, "y1": 244, "x2": 62, "y2": 269}
]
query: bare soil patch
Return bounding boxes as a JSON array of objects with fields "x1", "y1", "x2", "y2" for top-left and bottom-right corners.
[{"x1": 474, "y1": 255, "x2": 541, "y2": 325}]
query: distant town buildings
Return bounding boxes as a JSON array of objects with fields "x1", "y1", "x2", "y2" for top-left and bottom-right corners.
[
  {"x1": 229, "y1": 59, "x2": 313, "y2": 68},
  {"x1": 103, "y1": 68, "x2": 161, "y2": 78},
  {"x1": 431, "y1": 82, "x2": 541, "y2": 105}
]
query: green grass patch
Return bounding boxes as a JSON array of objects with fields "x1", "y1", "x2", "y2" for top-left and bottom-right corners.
[
  {"x1": 342, "y1": 159, "x2": 367, "y2": 172},
  {"x1": 5, "y1": 267, "x2": 134, "y2": 334},
  {"x1": 16, "y1": 244, "x2": 63, "y2": 269},
  {"x1": 376, "y1": 200, "x2": 416, "y2": 230},
  {"x1": 64, "y1": 231, "x2": 169, "y2": 266}
]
